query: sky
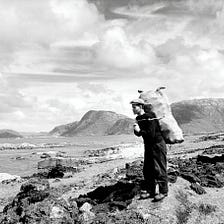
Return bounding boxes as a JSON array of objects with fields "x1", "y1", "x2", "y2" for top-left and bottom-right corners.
[{"x1": 1, "y1": 0, "x2": 224, "y2": 132}]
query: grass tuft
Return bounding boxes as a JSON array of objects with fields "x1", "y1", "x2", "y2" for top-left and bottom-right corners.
[{"x1": 175, "y1": 190, "x2": 218, "y2": 224}]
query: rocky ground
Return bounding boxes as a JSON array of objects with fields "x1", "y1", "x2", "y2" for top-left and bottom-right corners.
[{"x1": 1, "y1": 133, "x2": 224, "y2": 223}]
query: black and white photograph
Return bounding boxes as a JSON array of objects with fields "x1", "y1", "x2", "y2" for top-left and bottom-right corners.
[{"x1": 0, "y1": 0, "x2": 224, "y2": 223}]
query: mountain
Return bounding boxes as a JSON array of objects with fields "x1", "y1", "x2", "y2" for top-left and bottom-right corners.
[
  {"x1": 106, "y1": 118, "x2": 134, "y2": 135},
  {"x1": 49, "y1": 110, "x2": 129, "y2": 137},
  {"x1": 49, "y1": 98, "x2": 224, "y2": 137},
  {"x1": 171, "y1": 98, "x2": 224, "y2": 134},
  {"x1": 0, "y1": 129, "x2": 23, "y2": 138},
  {"x1": 49, "y1": 121, "x2": 78, "y2": 136}
]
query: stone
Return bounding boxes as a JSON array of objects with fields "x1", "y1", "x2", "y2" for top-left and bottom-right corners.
[
  {"x1": 1, "y1": 178, "x2": 79, "y2": 223},
  {"x1": 197, "y1": 154, "x2": 224, "y2": 163},
  {"x1": 79, "y1": 210, "x2": 95, "y2": 224},
  {"x1": 80, "y1": 202, "x2": 92, "y2": 213},
  {"x1": 50, "y1": 206, "x2": 64, "y2": 219},
  {"x1": 190, "y1": 183, "x2": 206, "y2": 195}
]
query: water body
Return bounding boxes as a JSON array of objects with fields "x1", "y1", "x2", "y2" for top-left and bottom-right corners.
[{"x1": 0, "y1": 135, "x2": 140, "y2": 176}]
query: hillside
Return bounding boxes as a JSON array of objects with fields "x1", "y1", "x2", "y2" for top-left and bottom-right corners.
[
  {"x1": 49, "y1": 121, "x2": 78, "y2": 136},
  {"x1": 49, "y1": 110, "x2": 129, "y2": 137},
  {"x1": 49, "y1": 98, "x2": 224, "y2": 136},
  {"x1": 0, "y1": 129, "x2": 23, "y2": 138},
  {"x1": 171, "y1": 98, "x2": 224, "y2": 134},
  {"x1": 106, "y1": 118, "x2": 134, "y2": 135}
]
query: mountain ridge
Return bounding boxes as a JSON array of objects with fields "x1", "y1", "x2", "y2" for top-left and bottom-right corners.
[
  {"x1": 49, "y1": 98, "x2": 224, "y2": 136},
  {"x1": 50, "y1": 110, "x2": 130, "y2": 137},
  {"x1": 0, "y1": 129, "x2": 23, "y2": 138},
  {"x1": 172, "y1": 98, "x2": 224, "y2": 134}
]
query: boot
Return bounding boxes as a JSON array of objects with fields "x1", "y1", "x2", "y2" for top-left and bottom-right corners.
[{"x1": 153, "y1": 193, "x2": 168, "y2": 202}]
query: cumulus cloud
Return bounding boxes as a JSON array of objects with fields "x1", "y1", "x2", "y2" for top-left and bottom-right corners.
[
  {"x1": 0, "y1": 0, "x2": 104, "y2": 76},
  {"x1": 1, "y1": 0, "x2": 224, "y2": 131},
  {"x1": 0, "y1": 72, "x2": 34, "y2": 114},
  {"x1": 94, "y1": 26, "x2": 156, "y2": 69},
  {"x1": 0, "y1": 0, "x2": 103, "y2": 47}
]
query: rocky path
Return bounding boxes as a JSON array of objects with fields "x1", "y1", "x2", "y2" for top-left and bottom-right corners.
[{"x1": 1, "y1": 133, "x2": 224, "y2": 223}]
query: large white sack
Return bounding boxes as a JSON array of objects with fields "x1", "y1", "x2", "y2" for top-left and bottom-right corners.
[{"x1": 138, "y1": 87, "x2": 184, "y2": 144}]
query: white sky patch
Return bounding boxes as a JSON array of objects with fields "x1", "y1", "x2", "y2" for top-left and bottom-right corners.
[
  {"x1": 94, "y1": 26, "x2": 156, "y2": 69},
  {"x1": 13, "y1": 111, "x2": 26, "y2": 120}
]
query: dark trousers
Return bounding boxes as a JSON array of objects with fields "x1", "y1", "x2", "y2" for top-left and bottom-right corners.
[{"x1": 143, "y1": 141, "x2": 168, "y2": 194}]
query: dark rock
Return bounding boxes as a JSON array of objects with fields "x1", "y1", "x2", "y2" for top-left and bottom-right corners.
[
  {"x1": 36, "y1": 158, "x2": 82, "y2": 179},
  {"x1": 180, "y1": 173, "x2": 201, "y2": 183},
  {"x1": 202, "y1": 145, "x2": 224, "y2": 154},
  {"x1": 85, "y1": 147, "x2": 120, "y2": 157},
  {"x1": 190, "y1": 183, "x2": 206, "y2": 195},
  {"x1": 2, "y1": 178, "x2": 50, "y2": 221},
  {"x1": 125, "y1": 160, "x2": 144, "y2": 181},
  {"x1": 198, "y1": 135, "x2": 221, "y2": 141},
  {"x1": 109, "y1": 201, "x2": 130, "y2": 211},
  {"x1": 15, "y1": 156, "x2": 26, "y2": 160},
  {"x1": 170, "y1": 156, "x2": 224, "y2": 189},
  {"x1": 167, "y1": 168, "x2": 179, "y2": 183},
  {"x1": 47, "y1": 165, "x2": 65, "y2": 178},
  {"x1": 76, "y1": 180, "x2": 141, "y2": 213},
  {"x1": 40, "y1": 153, "x2": 51, "y2": 159},
  {"x1": 1, "y1": 178, "x2": 79, "y2": 224},
  {"x1": 197, "y1": 154, "x2": 224, "y2": 163}
]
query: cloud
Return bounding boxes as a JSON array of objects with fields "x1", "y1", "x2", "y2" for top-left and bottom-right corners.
[
  {"x1": 77, "y1": 82, "x2": 112, "y2": 94},
  {"x1": 94, "y1": 26, "x2": 156, "y2": 69},
  {"x1": 0, "y1": 72, "x2": 34, "y2": 114},
  {"x1": 0, "y1": 0, "x2": 104, "y2": 75},
  {"x1": 185, "y1": 0, "x2": 224, "y2": 16},
  {"x1": 1, "y1": 0, "x2": 224, "y2": 131},
  {"x1": 112, "y1": 2, "x2": 167, "y2": 18},
  {"x1": 0, "y1": 0, "x2": 103, "y2": 47}
]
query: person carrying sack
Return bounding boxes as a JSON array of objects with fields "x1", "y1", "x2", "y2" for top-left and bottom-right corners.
[{"x1": 130, "y1": 98, "x2": 168, "y2": 202}]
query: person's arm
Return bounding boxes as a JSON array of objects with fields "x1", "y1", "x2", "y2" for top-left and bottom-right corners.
[
  {"x1": 133, "y1": 123, "x2": 141, "y2": 137},
  {"x1": 134, "y1": 129, "x2": 142, "y2": 137}
]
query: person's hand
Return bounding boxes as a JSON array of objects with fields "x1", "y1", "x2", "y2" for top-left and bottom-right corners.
[{"x1": 133, "y1": 123, "x2": 140, "y2": 132}]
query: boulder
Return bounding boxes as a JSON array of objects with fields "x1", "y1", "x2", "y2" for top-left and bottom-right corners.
[
  {"x1": 1, "y1": 178, "x2": 79, "y2": 223},
  {"x1": 197, "y1": 154, "x2": 224, "y2": 163},
  {"x1": 79, "y1": 210, "x2": 95, "y2": 224},
  {"x1": 190, "y1": 183, "x2": 206, "y2": 195},
  {"x1": 38, "y1": 157, "x2": 79, "y2": 170}
]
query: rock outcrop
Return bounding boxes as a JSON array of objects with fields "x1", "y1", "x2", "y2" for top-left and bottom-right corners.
[{"x1": 0, "y1": 178, "x2": 79, "y2": 224}]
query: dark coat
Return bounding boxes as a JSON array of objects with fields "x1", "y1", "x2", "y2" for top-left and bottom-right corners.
[
  {"x1": 134, "y1": 111, "x2": 168, "y2": 194},
  {"x1": 134, "y1": 112, "x2": 164, "y2": 145}
]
